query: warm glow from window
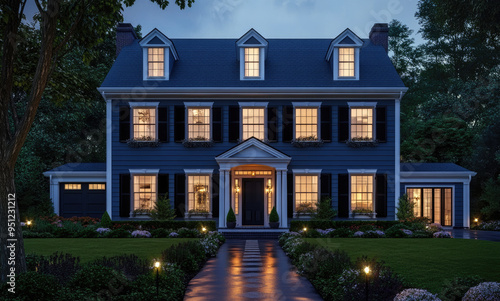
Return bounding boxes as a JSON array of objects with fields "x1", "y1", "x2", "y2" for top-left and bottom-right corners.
[
  {"x1": 339, "y1": 47, "x2": 354, "y2": 77},
  {"x1": 133, "y1": 108, "x2": 156, "y2": 141},
  {"x1": 242, "y1": 108, "x2": 265, "y2": 140},
  {"x1": 89, "y1": 184, "x2": 105, "y2": 190},
  {"x1": 351, "y1": 175, "x2": 373, "y2": 211},
  {"x1": 350, "y1": 108, "x2": 373, "y2": 140},
  {"x1": 148, "y1": 47, "x2": 164, "y2": 77},
  {"x1": 64, "y1": 184, "x2": 81, "y2": 190},
  {"x1": 295, "y1": 108, "x2": 318, "y2": 140},
  {"x1": 295, "y1": 175, "x2": 318, "y2": 210},
  {"x1": 244, "y1": 48, "x2": 260, "y2": 77},
  {"x1": 407, "y1": 188, "x2": 421, "y2": 217},
  {"x1": 406, "y1": 187, "x2": 453, "y2": 226},
  {"x1": 133, "y1": 175, "x2": 156, "y2": 211},
  {"x1": 188, "y1": 108, "x2": 210, "y2": 140},
  {"x1": 188, "y1": 175, "x2": 210, "y2": 212}
]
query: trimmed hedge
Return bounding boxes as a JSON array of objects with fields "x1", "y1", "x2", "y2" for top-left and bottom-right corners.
[
  {"x1": 290, "y1": 220, "x2": 399, "y2": 232},
  {"x1": 111, "y1": 220, "x2": 216, "y2": 231}
]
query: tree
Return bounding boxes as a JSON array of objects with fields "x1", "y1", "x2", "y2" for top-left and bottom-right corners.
[
  {"x1": 0, "y1": 0, "x2": 194, "y2": 283},
  {"x1": 149, "y1": 194, "x2": 176, "y2": 220},
  {"x1": 396, "y1": 194, "x2": 415, "y2": 221}
]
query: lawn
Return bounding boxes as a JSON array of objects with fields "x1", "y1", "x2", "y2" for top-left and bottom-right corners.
[
  {"x1": 24, "y1": 238, "x2": 197, "y2": 263},
  {"x1": 306, "y1": 238, "x2": 500, "y2": 293}
]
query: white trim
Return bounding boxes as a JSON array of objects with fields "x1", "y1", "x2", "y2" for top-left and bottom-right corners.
[
  {"x1": 239, "y1": 47, "x2": 266, "y2": 81},
  {"x1": 184, "y1": 169, "x2": 214, "y2": 175},
  {"x1": 326, "y1": 28, "x2": 364, "y2": 60},
  {"x1": 129, "y1": 102, "x2": 160, "y2": 108},
  {"x1": 292, "y1": 169, "x2": 322, "y2": 174},
  {"x1": 348, "y1": 169, "x2": 377, "y2": 174},
  {"x1": 401, "y1": 171, "x2": 476, "y2": 178},
  {"x1": 236, "y1": 29, "x2": 269, "y2": 48},
  {"x1": 394, "y1": 98, "x2": 401, "y2": 220},
  {"x1": 400, "y1": 178, "x2": 470, "y2": 184},
  {"x1": 238, "y1": 102, "x2": 268, "y2": 107},
  {"x1": 184, "y1": 102, "x2": 214, "y2": 108},
  {"x1": 106, "y1": 99, "x2": 112, "y2": 218},
  {"x1": 348, "y1": 106, "x2": 376, "y2": 141},
  {"x1": 129, "y1": 169, "x2": 159, "y2": 174},
  {"x1": 216, "y1": 137, "x2": 291, "y2": 161},
  {"x1": 292, "y1": 102, "x2": 322, "y2": 107},
  {"x1": 43, "y1": 171, "x2": 106, "y2": 177},
  {"x1": 347, "y1": 102, "x2": 377, "y2": 107},
  {"x1": 142, "y1": 47, "x2": 169, "y2": 81},
  {"x1": 333, "y1": 47, "x2": 360, "y2": 81},
  {"x1": 139, "y1": 28, "x2": 179, "y2": 59},
  {"x1": 463, "y1": 177, "x2": 471, "y2": 228}
]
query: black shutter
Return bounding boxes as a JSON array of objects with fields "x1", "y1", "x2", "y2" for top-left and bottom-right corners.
[
  {"x1": 320, "y1": 173, "x2": 332, "y2": 200},
  {"x1": 228, "y1": 105, "x2": 240, "y2": 142},
  {"x1": 158, "y1": 107, "x2": 168, "y2": 142},
  {"x1": 119, "y1": 107, "x2": 130, "y2": 142},
  {"x1": 338, "y1": 174, "x2": 349, "y2": 217},
  {"x1": 213, "y1": 107, "x2": 222, "y2": 142},
  {"x1": 287, "y1": 173, "x2": 294, "y2": 218},
  {"x1": 321, "y1": 106, "x2": 332, "y2": 142},
  {"x1": 376, "y1": 107, "x2": 387, "y2": 143},
  {"x1": 174, "y1": 106, "x2": 185, "y2": 143},
  {"x1": 375, "y1": 174, "x2": 388, "y2": 217},
  {"x1": 119, "y1": 174, "x2": 131, "y2": 217},
  {"x1": 283, "y1": 106, "x2": 293, "y2": 142},
  {"x1": 174, "y1": 174, "x2": 186, "y2": 217},
  {"x1": 158, "y1": 174, "x2": 169, "y2": 198},
  {"x1": 212, "y1": 174, "x2": 219, "y2": 218},
  {"x1": 338, "y1": 106, "x2": 349, "y2": 142},
  {"x1": 267, "y1": 107, "x2": 278, "y2": 142}
]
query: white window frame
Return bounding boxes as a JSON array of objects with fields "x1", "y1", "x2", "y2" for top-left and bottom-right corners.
[
  {"x1": 129, "y1": 102, "x2": 160, "y2": 141},
  {"x1": 347, "y1": 169, "x2": 377, "y2": 216},
  {"x1": 239, "y1": 102, "x2": 268, "y2": 141},
  {"x1": 292, "y1": 102, "x2": 321, "y2": 141},
  {"x1": 333, "y1": 46, "x2": 360, "y2": 80},
  {"x1": 184, "y1": 102, "x2": 214, "y2": 141},
  {"x1": 143, "y1": 47, "x2": 168, "y2": 80},
  {"x1": 292, "y1": 169, "x2": 321, "y2": 217},
  {"x1": 184, "y1": 169, "x2": 214, "y2": 218},
  {"x1": 347, "y1": 102, "x2": 377, "y2": 142},
  {"x1": 129, "y1": 169, "x2": 159, "y2": 216},
  {"x1": 240, "y1": 47, "x2": 265, "y2": 80}
]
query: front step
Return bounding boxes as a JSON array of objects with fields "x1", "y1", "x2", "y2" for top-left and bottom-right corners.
[{"x1": 218, "y1": 228, "x2": 288, "y2": 240}]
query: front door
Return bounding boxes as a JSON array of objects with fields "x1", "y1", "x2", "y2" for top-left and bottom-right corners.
[{"x1": 242, "y1": 178, "x2": 264, "y2": 225}]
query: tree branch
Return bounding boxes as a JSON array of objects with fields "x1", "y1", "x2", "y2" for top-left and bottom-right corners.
[{"x1": 53, "y1": 1, "x2": 88, "y2": 56}]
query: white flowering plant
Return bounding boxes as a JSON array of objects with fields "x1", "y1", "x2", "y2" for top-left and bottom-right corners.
[
  {"x1": 131, "y1": 230, "x2": 151, "y2": 238},
  {"x1": 463, "y1": 282, "x2": 500, "y2": 301},
  {"x1": 394, "y1": 288, "x2": 441, "y2": 301}
]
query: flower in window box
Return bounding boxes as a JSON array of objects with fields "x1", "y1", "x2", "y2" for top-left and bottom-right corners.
[
  {"x1": 291, "y1": 136, "x2": 324, "y2": 148},
  {"x1": 346, "y1": 137, "x2": 378, "y2": 148},
  {"x1": 352, "y1": 208, "x2": 373, "y2": 214},
  {"x1": 182, "y1": 137, "x2": 214, "y2": 148},
  {"x1": 132, "y1": 209, "x2": 151, "y2": 217},
  {"x1": 296, "y1": 203, "x2": 316, "y2": 216}
]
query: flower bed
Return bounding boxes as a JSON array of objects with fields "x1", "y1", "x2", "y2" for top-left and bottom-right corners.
[{"x1": 472, "y1": 220, "x2": 500, "y2": 231}]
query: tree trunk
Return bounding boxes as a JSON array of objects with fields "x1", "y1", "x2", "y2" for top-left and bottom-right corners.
[{"x1": 0, "y1": 164, "x2": 26, "y2": 284}]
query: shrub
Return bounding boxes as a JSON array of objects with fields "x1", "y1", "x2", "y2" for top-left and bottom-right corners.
[
  {"x1": 289, "y1": 220, "x2": 398, "y2": 232},
  {"x1": 151, "y1": 228, "x2": 170, "y2": 238},
  {"x1": 463, "y1": 282, "x2": 500, "y2": 301},
  {"x1": 149, "y1": 194, "x2": 176, "y2": 220},
  {"x1": 32, "y1": 218, "x2": 57, "y2": 233},
  {"x1": 386, "y1": 224, "x2": 412, "y2": 238},
  {"x1": 412, "y1": 230, "x2": 433, "y2": 238},
  {"x1": 91, "y1": 254, "x2": 150, "y2": 282},
  {"x1": 100, "y1": 211, "x2": 112, "y2": 228},
  {"x1": 333, "y1": 227, "x2": 353, "y2": 238},
  {"x1": 312, "y1": 197, "x2": 337, "y2": 220},
  {"x1": 37, "y1": 252, "x2": 81, "y2": 285},
  {"x1": 227, "y1": 207, "x2": 236, "y2": 223},
  {"x1": 106, "y1": 228, "x2": 132, "y2": 238},
  {"x1": 433, "y1": 231, "x2": 452, "y2": 238},
  {"x1": 362, "y1": 230, "x2": 385, "y2": 238},
  {"x1": 111, "y1": 220, "x2": 217, "y2": 231},
  {"x1": 128, "y1": 265, "x2": 185, "y2": 301},
  {"x1": 131, "y1": 230, "x2": 152, "y2": 238},
  {"x1": 303, "y1": 228, "x2": 322, "y2": 238},
  {"x1": 402, "y1": 217, "x2": 429, "y2": 231},
  {"x1": 394, "y1": 288, "x2": 441, "y2": 301},
  {"x1": 298, "y1": 248, "x2": 352, "y2": 280},
  {"x1": 397, "y1": 194, "x2": 415, "y2": 221},
  {"x1": 353, "y1": 256, "x2": 404, "y2": 301},
  {"x1": 269, "y1": 206, "x2": 279, "y2": 222},
  {"x1": 22, "y1": 231, "x2": 55, "y2": 238},
  {"x1": 69, "y1": 265, "x2": 129, "y2": 297},
  {"x1": 76, "y1": 226, "x2": 99, "y2": 238},
  {"x1": 439, "y1": 275, "x2": 485, "y2": 301},
  {"x1": 26, "y1": 253, "x2": 44, "y2": 271},
  {"x1": 177, "y1": 227, "x2": 200, "y2": 238},
  {"x1": 0, "y1": 271, "x2": 61, "y2": 301},
  {"x1": 162, "y1": 240, "x2": 206, "y2": 275},
  {"x1": 54, "y1": 227, "x2": 74, "y2": 238}
]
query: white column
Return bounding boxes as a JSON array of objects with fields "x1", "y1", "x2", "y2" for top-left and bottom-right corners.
[
  {"x1": 51, "y1": 178, "x2": 60, "y2": 216},
  {"x1": 224, "y1": 170, "x2": 231, "y2": 227},
  {"x1": 275, "y1": 171, "x2": 282, "y2": 226},
  {"x1": 106, "y1": 99, "x2": 112, "y2": 218},
  {"x1": 394, "y1": 98, "x2": 401, "y2": 220},
  {"x1": 218, "y1": 171, "x2": 226, "y2": 228},
  {"x1": 463, "y1": 180, "x2": 470, "y2": 229},
  {"x1": 280, "y1": 170, "x2": 288, "y2": 228}
]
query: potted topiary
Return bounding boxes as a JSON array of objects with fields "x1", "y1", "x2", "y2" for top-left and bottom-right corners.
[
  {"x1": 269, "y1": 206, "x2": 280, "y2": 229},
  {"x1": 226, "y1": 207, "x2": 236, "y2": 229}
]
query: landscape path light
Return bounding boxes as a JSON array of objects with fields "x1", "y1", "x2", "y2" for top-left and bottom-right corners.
[
  {"x1": 364, "y1": 266, "x2": 370, "y2": 301},
  {"x1": 154, "y1": 260, "x2": 161, "y2": 297}
]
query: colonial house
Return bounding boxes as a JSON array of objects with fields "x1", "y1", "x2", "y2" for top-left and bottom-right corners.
[{"x1": 44, "y1": 23, "x2": 476, "y2": 229}]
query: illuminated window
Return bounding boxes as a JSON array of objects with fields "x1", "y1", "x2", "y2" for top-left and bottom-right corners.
[
  {"x1": 133, "y1": 108, "x2": 156, "y2": 141},
  {"x1": 339, "y1": 47, "x2": 354, "y2": 77},
  {"x1": 133, "y1": 175, "x2": 156, "y2": 211},
  {"x1": 242, "y1": 108, "x2": 265, "y2": 140},
  {"x1": 295, "y1": 108, "x2": 318, "y2": 140},
  {"x1": 406, "y1": 188, "x2": 453, "y2": 226},
  {"x1": 295, "y1": 175, "x2": 319, "y2": 211},
  {"x1": 188, "y1": 175, "x2": 210, "y2": 212},
  {"x1": 350, "y1": 175, "x2": 374, "y2": 211},
  {"x1": 350, "y1": 108, "x2": 373, "y2": 140},
  {"x1": 244, "y1": 48, "x2": 260, "y2": 77},
  {"x1": 187, "y1": 108, "x2": 210, "y2": 140},
  {"x1": 64, "y1": 184, "x2": 81, "y2": 190},
  {"x1": 89, "y1": 184, "x2": 105, "y2": 190},
  {"x1": 148, "y1": 47, "x2": 164, "y2": 77}
]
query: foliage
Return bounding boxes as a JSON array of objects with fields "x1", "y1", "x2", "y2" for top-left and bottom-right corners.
[
  {"x1": 438, "y1": 275, "x2": 485, "y2": 301},
  {"x1": 479, "y1": 178, "x2": 500, "y2": 220},
  {"x1": 106, "y1": 228, "x2": 132, "y2": 238},
  {"x1": 473, "y1": 220, "x2": 500, "y2": 231},
  {"x1": 312, "y1": 198, "x2": 337, "y2": 220},
  {"x1": 462, "y1": 282, "x2": 500, "y2": 301},
  {"x1": 176, "y1": 227, "x2": 201, "y2": 238},
  {"x1": 127, "y1": 267, "x2": 185, "y2": 301},
  {"x1": 394, "y1": 288, "x2": 441, "y2": 301},
  {"x1": 100, "y1": 211, "x2": 112, "y2": 228},
  {"x1": 148, "y1": 194, "x2": 176, "y2": 220},
  {"x1": 0, "y1": 271, "x2": 61, "y2": 301},
  {"x1": 386, "y1": 224, "x2": 413, "y2": 238},
  {"x1": 297, "y1": 248, "x2": 352, "y2": 281},
  {"x1": 352, "y1": 208, "x2": 373, "y2": 214},
  {"x1": 269, "y1": 206, "x2": 279, "y2": 222},
  {"x1": 111, "y1": 220, "x2": 216, "y2": 231},
  {"x1": 90, "y1": 254, "x2": 149, "y2": 282},
  {"x1": 161, "y1": 240, "x2": 206, "y2": 275},
  {"x1": 296, "y1": 202, "x2": 316, "y2": 216},
  {"x1": 226, "y1": 207, "x2": 236, "y2": 223},
  {"x1": 68, "y1": 265, "x2": 129, "y2": 297},
  {"x1": 35, "y1": 252, "x2": 81, "y2": 285},
  {"x1": 151, "y1": 228, "x2": 170, "y2": 238},
  {"x1": 131, "y1": 230, "x2": 152, "y2": 238},
  {"x1": 397, "y1": 194, "x2": 415, "y2": 221},
  {"x1": 289, "y1": 220, "x2": 398, "y2": 232}
]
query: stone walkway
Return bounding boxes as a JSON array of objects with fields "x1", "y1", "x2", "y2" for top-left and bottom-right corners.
[
  {"x1": 184, "y1": 239, "x2": 322, "y2": 301},
  {"x1": 449, "y1": 229, "x2": 500, "y2": 242}
]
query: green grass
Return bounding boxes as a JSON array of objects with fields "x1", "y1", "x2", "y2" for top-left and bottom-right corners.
[
  {"x1": 25, "y1": 238, "x2": 197, "y2": 263},
  {"x1": 306, "y1": 238, "x2": 500, "y2": 293}
]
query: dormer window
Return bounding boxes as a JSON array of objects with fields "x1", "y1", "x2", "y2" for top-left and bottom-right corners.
[
  {"x1": 148, "y1": 47, "x2": 165, "y2": 77},
  {"x1": 339, "y1": 47, "x2": 355, "y2": 78},
  {"x1": 326, "y1": 29, "x2": 363, "y2": 81},
  {"x1": 237, "y1": 29, "x2": 268, "y2": 81}
]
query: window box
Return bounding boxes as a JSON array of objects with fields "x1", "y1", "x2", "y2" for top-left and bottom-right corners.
[
  {"x1": 182, "y1": 138, "x2": 214, "y2": 148},
  {"x1": 127, "y1": 138, "x2": 161, "y2": 148},
  {"x1": 346, "y1": 138, "x2": 378, "y2": 148},
  {"x1": 291, "y1": 136, "x2": 324, "y2": 148},
  {"x1": 351, "y1": 210, "x2": 377, "y2": 219},
  {"x1": 187, "y1": 209, "x2": 211, "y2": 218},
  {"x1": 132, "y1": 209, "x2": 151, "y2": 218},
  {"x1": 294, "y1": 202, "x2": 316, "y2": 218}
]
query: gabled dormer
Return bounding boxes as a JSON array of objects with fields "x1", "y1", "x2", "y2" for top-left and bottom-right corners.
[
  {"x1": 139, "y1": 28, "x2": 179, "y2": 81},
  {"x1": 326, "y1": 29, "x2": 363, "y2": 81},
  {"x1": 236, "y1": 29, "x2": 268, "y2": 81}
]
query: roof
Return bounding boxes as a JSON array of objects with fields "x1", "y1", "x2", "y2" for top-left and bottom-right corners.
[
  {"x1": 400, "y1": 163, "x2": 474, "y2": 173},
  {"x1": 101, "y1": 38, "x2": 405, "y2": 88},
  {"x1": 45, "y1": 163, "x2": 106, "y2": 173}
]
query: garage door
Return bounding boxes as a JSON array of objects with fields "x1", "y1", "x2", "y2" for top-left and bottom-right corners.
[{"x1": 60, "y1": 183, "x2": 106, "y2": 218}]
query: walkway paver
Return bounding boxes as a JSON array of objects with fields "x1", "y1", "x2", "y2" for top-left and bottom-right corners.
[
  {"x1": 184, "y1": 239, "x2": 322, "y2": 301},
  {"x1": 450, "y1": 229, "x2": 500, "y2": 242}
]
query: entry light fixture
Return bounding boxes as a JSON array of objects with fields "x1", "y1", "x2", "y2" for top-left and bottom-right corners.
[
  {"x1": 235, "y1": 179, "x2": 240, "y2": 193},
  {"x1": 266, "y1": 179, "x2": 273, "y2": 194}
]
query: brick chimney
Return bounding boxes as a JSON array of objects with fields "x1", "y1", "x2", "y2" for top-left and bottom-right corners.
[
  {"x1": 369, "y1": 23, "x2": 389, "y2": 53},
  {"x1": 116, "y1": 23, "x2": 137, "y2": 56}
]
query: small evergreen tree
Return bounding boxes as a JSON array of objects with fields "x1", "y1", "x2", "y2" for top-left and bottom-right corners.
[
  {"x1": 100, "y1": 211, "x2": 112, "y2": 228},
  {"x1": 312, "y1": 197, "x2": 337, "y2": 220},
  {"x1": 226, "y1": 207, "x2": 236, "y2": 223},
  {"x1": 149, "y1": 194, "x2": 176, "y2": 220},
  {"x1": 396, "y1": 194, "x2": 415, "y2": 220},
  {"x1": 269, "y1": 206, "x2": 279, "y2": 223}
]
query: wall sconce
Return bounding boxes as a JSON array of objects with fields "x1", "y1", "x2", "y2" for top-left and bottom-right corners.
[
  {"x1": 266, "y1": 179, "x2": 273, "y2": 194},
  {"x1": 235, "y1": 179, "x2": 240, "y2": 194}
]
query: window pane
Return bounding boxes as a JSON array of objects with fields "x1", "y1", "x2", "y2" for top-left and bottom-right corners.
[
  {"x1": 133, "y1": 108, "x2": 156, "y2": 140},
  {"x1": 148, "y1": 48, "x2": 164, "y2": 77},
  {"x1": 188, "y1": 108, "x2": 211, "y2": 140},
  {"x1": 295, "y1": 108, "x2": 318, "y2": 140},
  {"x1": 244, "y1": 48, "x2": 260, "y2": 77},
  {"x1": 339, "y1": 48, "x2": 354, "y2": 77},
  {"x1": 350, "y1": 108, "x2": 373, "y2": 140},
  {"x1": 133, "y1": 175, "x2": 156, "y2": 211},
  {"x1": 444, "y1": 188, "x2": 452, "y2": 226},
  {"x1": 64, "y1": 184, "x2": 81, "y2": 190},
  {"x1": 350, "y1": 175, "x2": 374, "y2": 211},
  {"x1": 242, "y1": 108, "x2": 265, "y2": 140},
  {"x1": 295, "y1": 175, "x2": 319, "y2": 211},
  {"x1": 188, "y1": 175, "x2": 210, "y2": 212},
  {"x1": 89, "y1": 184, "x2": 106, "y2": 190},
  {"x1": 423, "y1": 188, "x2": 433, "y2": 220},
  {"x1": 434, "y1": 189, "x2": 441, "y2": 224},
  {"x1": 407, "y1": 188, "x2": 421, "y2": 216}
]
